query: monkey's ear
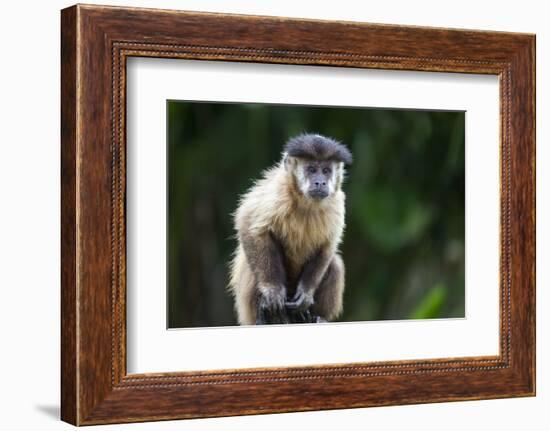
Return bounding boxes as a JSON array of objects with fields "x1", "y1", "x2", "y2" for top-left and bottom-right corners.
[{"x1": 283, "y1": 152, "x2": 295, "y2": 171}]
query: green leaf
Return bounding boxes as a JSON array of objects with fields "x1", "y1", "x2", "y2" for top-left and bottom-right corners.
[{"x1": 409, "y1": 284, "x2": 447, "y2": 319}]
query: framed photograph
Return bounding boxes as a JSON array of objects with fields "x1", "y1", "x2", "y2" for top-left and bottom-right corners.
[{"x1": 61, "y1": 4, "x2": 535, "y2": 425}]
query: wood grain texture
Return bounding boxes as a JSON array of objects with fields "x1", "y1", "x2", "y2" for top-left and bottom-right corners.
[
  {"x1": 60, "y1": 4, "x2": 535, "y2": 425},
  {"x1": 60, "y1": 5, "x2": 78, "y2": 425}
]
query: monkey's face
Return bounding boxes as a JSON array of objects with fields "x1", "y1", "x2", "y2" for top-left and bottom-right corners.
[{"x1": 294, "y1": 159, "x2": 341, "y2": 200}]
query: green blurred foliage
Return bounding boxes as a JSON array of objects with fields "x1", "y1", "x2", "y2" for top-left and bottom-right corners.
[{"x1": 167, "y1": 101, "x2": 465, "y2": 328}]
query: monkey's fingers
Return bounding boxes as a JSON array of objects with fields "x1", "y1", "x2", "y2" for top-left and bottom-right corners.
[
  {"x1": 255, "y1": 306, "x2": 269, "y2": 325},
  {"x1": 258, "y1": 303, "x2": 290, "y2": 325},
  {"x1": 291, "y1": 310, "x2": 309, "y2": 324},
  {"x1": 285, "y1": 291, "x2": 312, "y2": 312},
  {"x1": 274, "y1": 310, "x2": 291, "y2": 324},
  {"x1": 285, "y1": 293, "x2": 302, "y2": 310}
]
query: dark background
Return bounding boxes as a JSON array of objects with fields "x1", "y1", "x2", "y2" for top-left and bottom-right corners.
[{"x1": 167, "y1": 101, "x2": 465, "y2": 328}]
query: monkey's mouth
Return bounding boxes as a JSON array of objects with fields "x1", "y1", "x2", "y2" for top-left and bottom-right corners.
[{"x1": 308, "y1": 189, "x2": 329, "y2": 199}]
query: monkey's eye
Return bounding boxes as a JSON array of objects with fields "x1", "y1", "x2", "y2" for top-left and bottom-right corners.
[
  {"x1": 322, "y1": 167, "x2": 332, "y2": 175},
  {"x1": 307, "y1": 165, "x2": 317, "y2": 174}
]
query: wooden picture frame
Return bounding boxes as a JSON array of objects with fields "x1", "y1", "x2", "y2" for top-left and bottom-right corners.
[{"x1": 61, "y1": 4, "x2": 535, "y2": 425}]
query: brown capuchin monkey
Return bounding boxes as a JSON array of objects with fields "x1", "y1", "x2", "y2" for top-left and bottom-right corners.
[{"x1": 228, "y1": 133, "x2": 352, "y2": 325}]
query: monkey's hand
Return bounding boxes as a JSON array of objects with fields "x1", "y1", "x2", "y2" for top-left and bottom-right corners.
[
  {"x1": 285, "y1": 285, "x2": 314, "y2": 313},
  {"x1": 257, "y1": 284, "x2": 289, "y2": 324}
]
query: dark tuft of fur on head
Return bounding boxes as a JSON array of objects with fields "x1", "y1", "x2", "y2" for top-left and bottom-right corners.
[{"x1": 284, "y1": 134, "x2": 352, "y2": 165}]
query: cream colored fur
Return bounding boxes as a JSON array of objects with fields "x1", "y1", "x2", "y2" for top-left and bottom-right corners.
[{"x1": 229, "y1": 154, "x2": 346, "y2": 325}]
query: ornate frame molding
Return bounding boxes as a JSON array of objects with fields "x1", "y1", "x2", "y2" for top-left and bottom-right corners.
[{"x1": 61, "y1": 5, "x2": 535, "y2": 425}]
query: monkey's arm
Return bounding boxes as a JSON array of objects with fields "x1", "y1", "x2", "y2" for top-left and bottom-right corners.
[
  {"x1": 286, "y1": 245, "x2": 333, "y2": 313},
  {"x1": 239, "y1": 230, "x2": 288, "y2": 324}
]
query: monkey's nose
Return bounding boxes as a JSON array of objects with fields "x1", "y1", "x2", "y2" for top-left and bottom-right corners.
[{"x1": 315, "y1": 181, "x2": 327, "y2": 187}]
